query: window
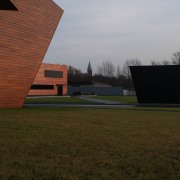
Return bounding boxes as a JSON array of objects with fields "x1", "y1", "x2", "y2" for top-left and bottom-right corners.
[
  {"x1": 0, "y1": 0, "x2": 18, "y2": 10},
  {"x1": 30, "y1": 85, "x2": 54, "y2": 90},
  {"x1": 45, "y1": 70, "x2": 63, "y2": 78}
]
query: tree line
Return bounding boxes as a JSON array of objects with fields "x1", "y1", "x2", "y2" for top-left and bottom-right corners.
[
  {"x1": 151, "y1": 52, "x2": 180, "y2": 65},
  {"x1": 68, "y1": 51, "x2": 180, "y2": 90},
  {"x1": 67, "y1": 58, "x2": 141, "y2": 90}
]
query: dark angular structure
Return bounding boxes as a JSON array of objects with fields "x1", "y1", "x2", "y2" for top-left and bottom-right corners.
[
  {"x1": 130, "y1": 65, "x2": 180, "y2": 104},
  {"x1": 0, "y1": 0, "x2": 63, "y2": 108}
]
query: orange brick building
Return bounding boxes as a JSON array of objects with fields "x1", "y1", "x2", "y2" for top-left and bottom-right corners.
[
  {"x1": 0, "y1": 0, "x2": 63, "y2": 108},
  {"x1": 28, "y1": 63, "x2": 67, "y2": 96}
]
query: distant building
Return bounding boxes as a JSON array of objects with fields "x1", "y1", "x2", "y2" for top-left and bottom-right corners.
[
  {"x1": 68, "y1": 62, "x2": 123, "y2": 95},
  {"x1": 87, "y1": 62, "x2": 92, "y2": 76},
  {"x1": 68, "y1": 82, "x2": 123, "y2": 96},
  {"x1": 28, "y1": 63, "x2": 67, "y2": 96},
  {"x1": 68, "y1": 86, "x2": 123, "y2": 96}
]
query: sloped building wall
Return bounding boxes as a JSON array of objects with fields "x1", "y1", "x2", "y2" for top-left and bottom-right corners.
[{"x1": 0, "y1": 0, "x2": 63, "y2": 108}]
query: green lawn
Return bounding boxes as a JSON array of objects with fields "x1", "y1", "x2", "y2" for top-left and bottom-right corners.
[
  {"x1": 89, "y1": 96, "x2": 138, "y2": 104},
  {"x1": 0, "y1": 108, "x2": 180, "y2": 179},
  {"x1": 25, "y1": 96, "x2": 95, "y2": 104}
]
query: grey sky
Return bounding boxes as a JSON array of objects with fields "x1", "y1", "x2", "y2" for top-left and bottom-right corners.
[{"x1": 44, "y1": 0, "x2": 180, "y2": 72}]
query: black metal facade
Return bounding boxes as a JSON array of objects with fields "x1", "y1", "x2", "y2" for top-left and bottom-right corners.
[{"x1": 130, "y1": 65, "x2": 180, "y2": 104}]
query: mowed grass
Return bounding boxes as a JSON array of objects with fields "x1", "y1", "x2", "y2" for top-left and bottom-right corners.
[
  {"x1": 25, "y1": 96, "x2": 94, "y2": 104},
  {"x1": 89, "y1": 96, "x2": 138, "y2": 104},
  {"x1": 0, "y1": 108, "x2": 180, "y2": 179}
]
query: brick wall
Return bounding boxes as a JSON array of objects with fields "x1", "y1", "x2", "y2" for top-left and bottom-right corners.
[{"x1": 0, "y1": 0, "x2": 63, "y2": 108}]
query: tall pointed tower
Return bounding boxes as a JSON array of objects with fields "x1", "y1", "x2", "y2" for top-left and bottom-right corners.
[{"x1": 87, "y1": 62, "x2": 92, "y2": 77}]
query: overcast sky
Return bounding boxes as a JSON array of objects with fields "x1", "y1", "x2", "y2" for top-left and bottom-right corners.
[{"x1": 44, "y1": 0, "x2": 180, "y2": 73}]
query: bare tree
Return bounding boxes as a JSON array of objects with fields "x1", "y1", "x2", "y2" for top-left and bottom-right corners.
[
  {"x1": 68, "y1": 66, "x2": 82, "y2": 76},
  {"x1": 150, "y1": 51, "x2": 180, "y2": 65},
  {"x1": 150, "y1": 60, "x2": 161, "y2": 66},
  {"x1": 161, "y1": 59, "x2": 171, "y2": 65},
  {"x1": 122, "y1": 59, "x2": 142, "y2": 90},
  {"x1": 68, "y1": 66, "x2": 75, "y2": 76},
  {"x1": 171, "y1": 51, "x2": 180, "y2": 65},
  {"x1": 150, "y1": 59, "x2": 171, "y2": 66},
  {"x1": 96, "y1": 65, "x2": 103, "y2": 75},
  {"x1": 122, "y1": 59, "x2": 142, "y2": 78},
  {"x1": 97, "y1": 60, "x2": 115, "y2": 77},
  {"x1": 116, "y1": 65, "x2": 122, "y2": 78},
  {"x1": 68, "y1": 65, "x2": 83, "y2": 85}
]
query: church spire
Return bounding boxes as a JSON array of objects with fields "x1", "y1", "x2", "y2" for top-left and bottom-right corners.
[{"x1": 87, "y1": 61, "x2": 92, "y2": 76}]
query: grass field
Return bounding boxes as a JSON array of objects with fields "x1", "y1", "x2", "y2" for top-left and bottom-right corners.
[
  {"x1": 0, "y1": 107, "x2": 180, "y2": 179},
  {"x1": 88, "y1": 96, "x2": 138, "y2": 104},
  {"x1": 25, "y1": 96, "x2": 95, "y2": 104}
]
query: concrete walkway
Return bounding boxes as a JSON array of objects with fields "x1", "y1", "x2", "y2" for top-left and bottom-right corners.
[
  {"x1": 75, "y1": 96, "x2": 180, "y2": 108},
  {"x1": 24, "y1": 103, "x2": 135, "y2": 108},
  {"x1": 24, "y1": 96, "x2": 135, "y2": 108},
  {"x1": 75, "y1": 96, "x2": 125, "y2": 105},
  {"x1": 24, "y1": 96, "x2": 180, "y2": 109}
]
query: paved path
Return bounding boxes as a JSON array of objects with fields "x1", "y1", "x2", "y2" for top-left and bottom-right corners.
[
  {"x1": 24, "y1": 103, "x2": 135, "y2": 108},
  {"x1": 24, "y1": 96, "x2": 180, "y2": 109},
  {"x1": 24, "y1": 96, "x2": 136, "y2": 108},
  {"x1": 75, "y1": 96, "x2": 180, "y2": 108},
  {"x1": 75, "y1": 96, "x2": 125, "y2": 105}
]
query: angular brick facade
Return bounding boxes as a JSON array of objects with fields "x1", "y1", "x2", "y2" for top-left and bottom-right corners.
[
  {"x1": 28, "y1": 63, "x2": 67, "y2": 96},
  {"x1": 0, "y1": 0, "x2": 63, "y2": 108}
]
